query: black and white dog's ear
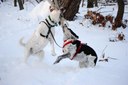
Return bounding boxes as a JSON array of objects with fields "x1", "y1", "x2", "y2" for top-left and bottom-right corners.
[
  {"x1": 68, "y1": 28, "x2": 79, "y2": 39},
  {"x1": 72, "y1": 40, "x2": 81, "y2": 48},
  {"x1": 72, "y1": 40, "x2": 81, "y2": 45}
]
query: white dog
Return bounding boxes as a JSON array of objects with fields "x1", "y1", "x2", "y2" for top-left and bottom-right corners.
[
  {"x1": 20, "y1": 7, "x2": 61, "y2": 63},
  {"x1": 54, "y1": 24, "x2": 98, "y2": 68}
]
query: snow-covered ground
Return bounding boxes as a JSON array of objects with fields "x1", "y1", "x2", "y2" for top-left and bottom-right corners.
[{"x1": 0, "y1": 1, "x2": 128, "y2": 85}]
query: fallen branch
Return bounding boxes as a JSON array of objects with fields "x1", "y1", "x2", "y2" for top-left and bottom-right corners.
[
  {"x1": 96, "y1": 7, "x2": 104, "y2": 12},
  {"x1": 99, "y1": 53, "x2": 118, "y2": 62},
  {"x1": 99, "y1": 10, "x2": 113, "y2": 13}
]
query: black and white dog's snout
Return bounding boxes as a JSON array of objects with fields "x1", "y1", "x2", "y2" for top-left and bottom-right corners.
[{"x1": 54, "y1": 52, "x2": 71, "y2": 64}]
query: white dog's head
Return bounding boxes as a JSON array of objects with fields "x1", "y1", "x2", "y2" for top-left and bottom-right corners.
[{"x1": 49, "y1": 8, "x2": 61, "y2": 23}]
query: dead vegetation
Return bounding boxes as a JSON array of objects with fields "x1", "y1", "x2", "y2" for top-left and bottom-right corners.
[{"x1": 83, "y1": 10, "x2": 127, "y2": 30}]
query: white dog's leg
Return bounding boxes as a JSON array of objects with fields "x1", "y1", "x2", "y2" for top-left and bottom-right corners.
[
  {"x1": 36, "y1": 50, "x2": 44, "y2": 62},
  {"x1": 49, "y1": 39, "x2": 56, "y2": 56},
  {"x1": 24, "y1": 48, "x2": 31, "y2": 63}
]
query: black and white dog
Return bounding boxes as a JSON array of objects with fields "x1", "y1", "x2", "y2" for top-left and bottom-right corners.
[
  {"x1": 54, "y1": 24, "x2": 98, "y2": 68},
  {"x1": 20, "y1": 7, "x2": 62, "y2": 63}
]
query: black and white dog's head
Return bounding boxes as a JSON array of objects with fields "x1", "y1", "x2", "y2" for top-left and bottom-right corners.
[{"x1": 62, "y1": 24, "x2": 79, "y2": 40}]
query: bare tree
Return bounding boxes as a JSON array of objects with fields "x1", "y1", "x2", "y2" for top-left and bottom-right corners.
[
  {"x1": 82, "y1": 0, "x2": 85, "y2": 7},
  {"x1": 18, "y1": 0, "x2": 24, "y2": 10},
  {"x1": 58, "y1": 0, "x2": 81, "y2": 21},
  {"x1": 14, "y1": 0, "x2": 17, "y2": 6},
  {"x1": 35, "y1": 0, "x2": 43, "y2": 3},
  {"x1": 14, "y1": 0, "x2": 24, "y2": 10},
  {"x1": 87, "y1": 0, "x2": 93, "y2": 8},
  {"x1": 112, "y1": 0, "x2": 125, "y2": 30},
  {"x1": 115, "y1": 0, "x2": 124, "y2": 21},
  {"x1": 94, "y1": 0, "x2": 98, "y2": 7}
]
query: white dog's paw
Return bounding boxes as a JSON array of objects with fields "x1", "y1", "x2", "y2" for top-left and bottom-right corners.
[{"x1": 52, "y1": 52, "x2": 56, "y2": 56}]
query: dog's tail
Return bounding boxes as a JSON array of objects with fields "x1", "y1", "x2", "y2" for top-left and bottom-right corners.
[{"x1": 19, "y1": 37, "x2": 26, "y2": 47}]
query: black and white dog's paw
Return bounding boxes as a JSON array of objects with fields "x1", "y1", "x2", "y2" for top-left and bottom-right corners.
[{"x1": 54, "y1": 52, "x2": 70, "y2": 64}]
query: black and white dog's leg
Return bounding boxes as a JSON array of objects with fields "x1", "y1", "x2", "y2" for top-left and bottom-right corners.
[
  {"x1": 54, "y1": 52, "x2": 71, "y2": 64},
  {"x1": 79, "y1": 55, "x2": 97, "y2": 68},
  {"x1": 79, "y1": 60, "x2": 88, "y2": 68},
  {"x1": 88, "y1": 55, "x2": 97, "y2": 67}
]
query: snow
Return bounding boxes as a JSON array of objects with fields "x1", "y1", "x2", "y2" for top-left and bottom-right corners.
[{"x1": 0, "y1": 1, "x2": 128, "y2": 85}]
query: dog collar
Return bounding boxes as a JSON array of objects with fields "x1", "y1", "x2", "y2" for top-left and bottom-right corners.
[
  {"x1": 48, "y1": 16, "x2": 55, "y2": 24},
  {"x1": 48, "y1": 15, "x2": 58, "y2": 26},
  {"x1": 63, "y1": 40, "x2": 82, "y2": 60},
  {"x1": 71, "y1": 42, "x2": 82, "y2": 60},
  {"x1": 63, "y1": 40, "x2": 73, "y2": 48},
  {"x1": 45, "y1": 19, "x2": 57, "y2": 27}
]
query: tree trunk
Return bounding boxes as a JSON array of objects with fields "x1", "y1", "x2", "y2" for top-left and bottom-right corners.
[
  {"x1": 40, "y1": 0, "x2": 43, "y2": 2},
  {"x1": 115, "y1": 0, "x2": 124, "y2": 21},
  {"x1": 18, "y1": 0, "x2": 24, "y2": 10},
  {"x1": 22, "y1": 0, "x2": 24, "y2": 4},
  {"x1": 14, "y1": 0, "x2": 17, "y2": 6},
  {"x1": 58, "y1": 0, "x2": 81, "y2": 21},
  {"x1": 112, "y1": 0, "x2": 125, "y2": 30},
  {"x1": 87, "y1": 0, "x2": 93, "y2": 8},
  {"x1": 94, "y1": 0, "x2": 98, "y2": 7},
  {"x1": 82, "y1": 0, "x2": 85, "y2": 7}
]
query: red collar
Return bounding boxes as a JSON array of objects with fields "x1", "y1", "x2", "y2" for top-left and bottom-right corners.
[
  {"x1": 71, "y1": 41, "x2": 82, "y2": 60},
  {"x1": 63, "y1": 40, "x2": 74, "y2": 48},
  {"x1": 63, "y1": 40, "x2": 82, "y2": 60}
]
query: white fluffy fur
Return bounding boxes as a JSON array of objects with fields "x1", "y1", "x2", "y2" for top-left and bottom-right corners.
[{"x1": 20, "y1": 9, "x2": 61, "y2": 63}]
